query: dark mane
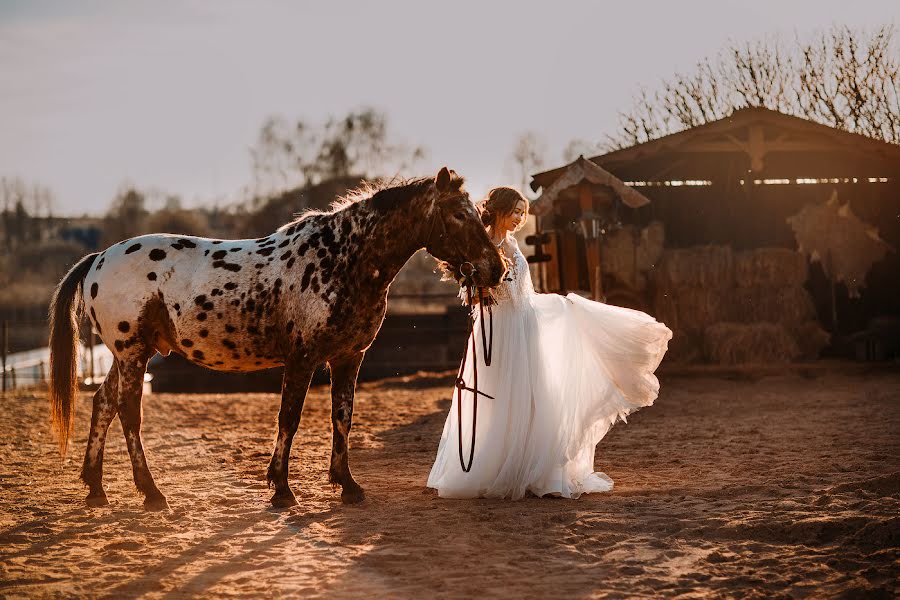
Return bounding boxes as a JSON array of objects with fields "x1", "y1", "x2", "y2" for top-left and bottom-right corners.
[
  {"x1": 368, "y1": 177, "x2": 433, "y2": 211},
  {"x1": 283, "y1": 173, "x2": 465, "y2": 230}
]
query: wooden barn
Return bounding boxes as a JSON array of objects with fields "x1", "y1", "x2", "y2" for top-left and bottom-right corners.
[{"x1": 528, "y1": 107, "x2": 900, "y2": 361}]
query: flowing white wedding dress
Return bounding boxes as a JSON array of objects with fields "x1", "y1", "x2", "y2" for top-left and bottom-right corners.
[{"x1": 427, "y1": 235, "x2": 673, "y2": 499}]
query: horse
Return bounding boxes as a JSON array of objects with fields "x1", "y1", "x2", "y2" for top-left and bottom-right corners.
[{"x1": 48, "y1": 167, "x2": 505, "y2": 510}]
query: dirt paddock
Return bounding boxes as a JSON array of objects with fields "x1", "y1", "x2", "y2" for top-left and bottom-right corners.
[{"x1": 1, "y1": 366, "x2": 898, "y2": 598}]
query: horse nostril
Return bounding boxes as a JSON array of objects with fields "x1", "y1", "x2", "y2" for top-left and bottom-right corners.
[{"x1": 491, "y1": 264, "x2": 504, "y2": 282}]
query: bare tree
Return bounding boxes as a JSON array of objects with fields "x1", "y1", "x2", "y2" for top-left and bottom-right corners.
[
  {"x1": 511, "y1": 132, "x2": 547, "y2": 194},
  {"x1": 562, "y1": 138, "x2": 603, "y2": 163},
  {"x1": 101, "y1": 187, "x2": 149, "y2": 246},
  {"x1": 249, "y1": 108, "x2": 427, "y2": 200},
  {"x1": 603, "y1": 25, "x2": 900, "y2": 150},
  {"x1": 0, "y1": 177, "x2": 58, "y2": 249}
]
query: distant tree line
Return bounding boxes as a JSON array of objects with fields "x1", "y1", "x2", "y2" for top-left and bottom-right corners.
[
  {"x1": 249, "y1": 107, "x2": 426, "y2": 201},
  {"x1": 0, "y1": 108, "x2": 435, "y2": 308}
]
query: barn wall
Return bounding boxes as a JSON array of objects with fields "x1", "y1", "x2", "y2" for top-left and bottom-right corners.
[{"x1": 633, "y1": 180, "x2": 900, "y2": 333}]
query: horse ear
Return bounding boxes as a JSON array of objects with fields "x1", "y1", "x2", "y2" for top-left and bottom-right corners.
[
  {"x1": 435, "y1": 167, "x2": 451, "y2": 192},
  {"x1": 448, "y1": 169, "x2": 464, "y2": 190}
]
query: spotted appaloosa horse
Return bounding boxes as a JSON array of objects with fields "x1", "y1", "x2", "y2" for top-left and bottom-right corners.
[{"x1": 48, "y1": 167, "x2": 504, "y2": 510}]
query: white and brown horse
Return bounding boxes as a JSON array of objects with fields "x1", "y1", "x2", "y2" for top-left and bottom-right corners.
[{"x1": 49, "y1": 167, "x2": 504, "y2": 509}]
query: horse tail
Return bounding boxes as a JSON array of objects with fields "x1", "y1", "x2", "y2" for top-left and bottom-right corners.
[{"x1": 48, "y1": 252, "x2": 99, "y2": 456}]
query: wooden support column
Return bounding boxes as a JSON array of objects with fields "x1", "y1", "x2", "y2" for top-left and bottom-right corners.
[{"x1": 580, "y1": 183, "x2": 604, "y2": 301}]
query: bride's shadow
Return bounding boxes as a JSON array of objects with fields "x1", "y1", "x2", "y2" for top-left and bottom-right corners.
[{"x1": 273, "y1": 394, "x2": 618, "y2": 597}]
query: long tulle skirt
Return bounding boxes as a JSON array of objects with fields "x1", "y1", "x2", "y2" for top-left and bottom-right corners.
[{"x1": 427, "y1": 292, "x2": 672, "y2": 499}]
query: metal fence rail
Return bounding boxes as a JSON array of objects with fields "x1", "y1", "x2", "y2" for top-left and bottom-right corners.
[
  {"x1": 1, "y1": 317, "x2": 112, "y2": 392},
  {"x1": 1, "y1": 302, "x2": 469, "y2": 393}
]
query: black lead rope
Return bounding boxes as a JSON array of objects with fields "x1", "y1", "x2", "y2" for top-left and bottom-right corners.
[{"x1": 455, "y1": 269, "x2": 495, "y2": 473}]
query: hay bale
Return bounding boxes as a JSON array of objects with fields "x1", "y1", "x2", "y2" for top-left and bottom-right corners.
[
  {"x1": 665, "y1": 329, "x2": 702, "y2": 364},
  {"x1": 674, "y1": 287, "x2": 731, "y2": 334},
  {"x1": 652, "y1": 245, "x2": 733, "y2": 291},
  {"x1": 651, "y1": 287, "x2": 679, "y2": 331},
  {"x1": 789, "y1": 321, "x2": 831, "y2": 360},
  {"x1": 601, "y1": 221, "x2": 665, "y2": 291},
  {"x1": 735, "y1": 248, "x2": 808, "y2": 287},
  {"x1": 703, "y1": 322, "x2": 801, "y2": 365},
  {"x1": 730, "y1": 286, "x2": 817, "y2": 325}
]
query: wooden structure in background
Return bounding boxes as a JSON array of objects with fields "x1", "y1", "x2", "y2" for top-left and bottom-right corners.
[
  {"x1": 528, "y1": 156, "x2": 650, "y2": 298},
  {"x1": 529, "y1": 107, "x2": 900, "y2": 333}
]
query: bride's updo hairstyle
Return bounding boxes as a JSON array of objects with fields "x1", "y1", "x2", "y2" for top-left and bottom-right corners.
[{"x1": 477, "y1": 186, "x2": 529, "y2": 232}]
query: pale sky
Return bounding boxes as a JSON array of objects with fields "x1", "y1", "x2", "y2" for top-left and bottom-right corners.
[{"x1": 1, "y1": 1, "x2": 898, "y2": 215}]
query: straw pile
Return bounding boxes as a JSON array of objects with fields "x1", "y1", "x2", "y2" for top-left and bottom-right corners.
[
  {"x1": 672, "y1": 287, "x2": 732, "y2": 334},
  {"x1": 653, "y1": 245, "x2": 734, "y2": 289},
  {"x1": 651, "y1": 287, "x2": 679, "y2": 332},
  {"x1": 650, "y1": 245, "x2": 734, "y2": 339},
  {"x1": 789, "y1": 321, "x2": 832, "y2": 360},
  {"x1": 734, "y1": 248, "x2": 808, "y2": 287},
  {"x1": 730, "y1": 286, "x2": 817, "y2": 324},
  {"x1": 649, "y1": 245, "x2": 828, "y2": 364},
  {"x1": 665, "y1": 329, "x2": 702, "y2": 364},
  {"x1": 601, "y1": 221, "x2": 665, "y2": 291},
  {"x1": 703, "y1": 322, "x2": 800, "y2": 365}
]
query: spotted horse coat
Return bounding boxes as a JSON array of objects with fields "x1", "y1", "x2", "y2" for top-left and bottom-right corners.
[{"x1": 48, "y1": 167, "x2": 505, "y2": 509}]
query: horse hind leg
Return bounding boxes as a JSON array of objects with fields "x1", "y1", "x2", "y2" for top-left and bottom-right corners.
[
  {"x1": 116, "y1": 351, "x2": 168, "y2": 510},
  {"x1": 328, "y1": 353, "x2": 365, "y2": 504},
  {"x1": 80, "y1": 361, "x2": 120, "y2": 507}
]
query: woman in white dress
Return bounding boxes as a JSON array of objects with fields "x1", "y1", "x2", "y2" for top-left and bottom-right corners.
[{"x1": 427, "y1": 187, "x2": 673, "y2": 499}]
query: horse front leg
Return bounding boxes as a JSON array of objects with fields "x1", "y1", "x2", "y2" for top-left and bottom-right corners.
[
  {"x1": 80, "y1": 361, "x2": 120, "y2": 507},
  {"x1": 267, "y1": 359, "x2": 314, "y2": 507},
  {"x1": 328, "y1": 352, "x2": 365, "y2": 504}
]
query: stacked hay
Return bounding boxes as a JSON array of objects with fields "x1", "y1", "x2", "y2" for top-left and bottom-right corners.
[
  {"x1": 734, "y1": 248, "x2": 807, "y2": 287},
  {"x1": 601, "y1": 221, "x2": 665, "y2": 291},
  {"x1": 703, "y1": 323, "x2": 800, "y2": 365},
  {"x1": 653, "y1": 245, "x2": 734, "y2": 290},
  {"x1": 729, "y1": 248, "x2": 829, "y2": 361},
  {"x1": 731, "y1": 286, "x2": 816, "y2": 324},
  {"x1": 792, "y1": 320, "x2": 833, "y2": 360},
  {"x1": 650, "y1": 246, "x2": 830, "y2": 364},
  {"x1": 651, "y1": 245, "x2": 733, "y2": 333},
  {"x1": 648, "y1": 246, "x2": 734, "y2": 363}
]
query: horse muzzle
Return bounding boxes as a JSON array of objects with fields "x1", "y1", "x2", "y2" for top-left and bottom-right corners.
[{"x1": 456, "y1": 261, "x2": 505, "y2": 288}]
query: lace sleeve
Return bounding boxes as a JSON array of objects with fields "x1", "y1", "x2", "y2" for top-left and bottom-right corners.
[{"x1": 510, "y1": 236, "x2": 535, "y2": 296}]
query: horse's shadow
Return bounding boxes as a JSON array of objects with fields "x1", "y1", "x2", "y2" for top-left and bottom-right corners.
[
  {"x1": 266, "y1": 395, "x2": 606, "y2": 595},
  {"x1": 5, "y1": 390, "x2": 606, "y2": 597}
]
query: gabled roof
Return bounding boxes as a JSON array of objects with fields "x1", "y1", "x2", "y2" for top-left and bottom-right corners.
[
  {"x1": 531, "y1": 107, "x2": 900, "y2": 189},
  {"x1": 530, "y1": 156, "x2": 650, "y2": 217}
]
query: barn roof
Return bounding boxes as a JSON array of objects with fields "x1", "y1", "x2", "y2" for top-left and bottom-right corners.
[{"x1": 531, "y1": 107, "x2": 900, "y2": 190}]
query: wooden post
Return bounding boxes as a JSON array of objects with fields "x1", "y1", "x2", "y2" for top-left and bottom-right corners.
[
  {"x1": 1, "y1": 320, "x2": 7, "y2": 392},
  {"x1": 580, "y1": 183, "x2": 605, "y2": 300},
  {"x1": 632, "y1": 227, "x2": 640, "y2": 288},
  {"x1": 39, "y1": 360, "x2": 45, "y2": 384},
  {"x1": 827, "y1": 249, "x2": 838, "y2": 334}
]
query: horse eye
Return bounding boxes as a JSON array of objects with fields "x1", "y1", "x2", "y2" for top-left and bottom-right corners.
[{"x1": 454, "y1": 212, "x2": 465, "y2": 220}]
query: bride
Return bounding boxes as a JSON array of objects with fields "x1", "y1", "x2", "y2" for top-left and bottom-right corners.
[{"x1": 427, "y1": 186, "x2": 673, "y2": 499}]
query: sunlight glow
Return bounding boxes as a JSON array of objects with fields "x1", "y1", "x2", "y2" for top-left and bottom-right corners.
[
  {"x1": 625, "y1": 180, "x2": 713, "y2": 187},
  {"x1": 626, "y1": 177, "x2": 892, "y2": 188},
  {"x1": 734, "y1": 177, "x2": 892, "y2": 185}
]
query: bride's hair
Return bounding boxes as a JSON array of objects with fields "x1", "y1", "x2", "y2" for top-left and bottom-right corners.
[{"x1": 477, "y1": 187, "x2": 529, "y2": 232}]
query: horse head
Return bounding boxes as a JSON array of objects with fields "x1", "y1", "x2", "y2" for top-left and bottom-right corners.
[{"x1": 423, "y1": 167, "x2": 506, "y2": 288}]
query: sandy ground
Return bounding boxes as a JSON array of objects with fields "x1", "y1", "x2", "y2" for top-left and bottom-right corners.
[{"x1": 0, "y1": 367, "x2": 898, "y2": 599}]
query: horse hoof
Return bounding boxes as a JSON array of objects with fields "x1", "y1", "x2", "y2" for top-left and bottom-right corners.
[
  {"x1": 341, "y1": 486, "x2": 366, "y2": 504},
  {"x1": 270, "y1": 492, "x2": 298, "y2": 508},
  {"x1": 143, "y1": 495, "x2": 169, "y2": 511},
  {"x1": 85, "y1": 493, "x2": 109, "y2": 507}
]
